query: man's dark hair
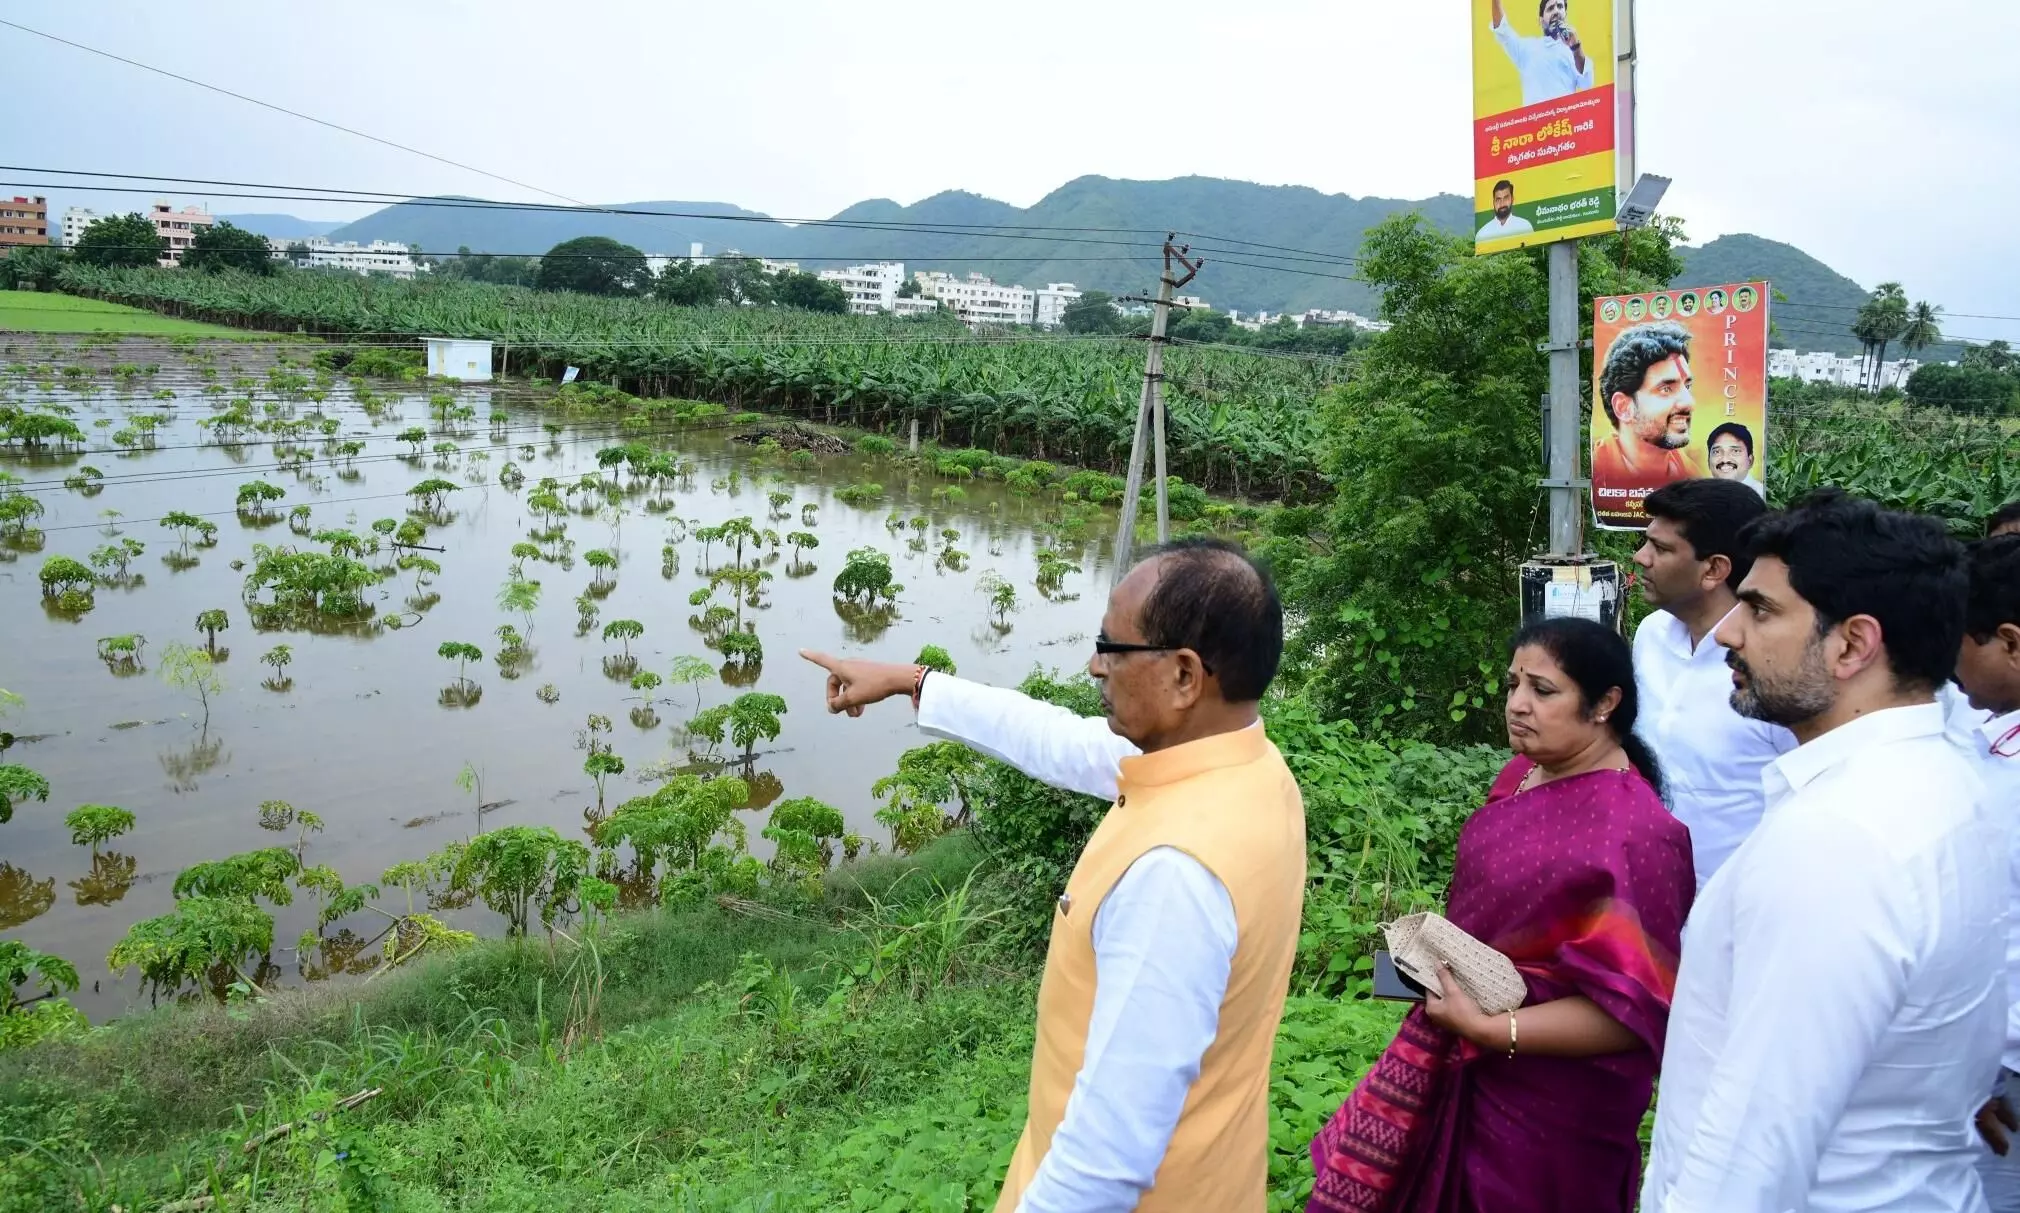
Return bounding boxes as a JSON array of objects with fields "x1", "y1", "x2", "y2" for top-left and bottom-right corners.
[
  {"x1": 1739, "y1": 488, "x2": 1967, "y2": 692},
  {"x1": 1597, "y1": 322, "x2": 1692, "y2": 432},
  {"x1": 1989, "y1": 500, "x2": 2020, "y2": 536},
  {"x1": 1136, "y1": 538, "x2": 1282, "y2": 702},
  {"x1": 1536, "y1": 0, "x2": 1560, "y2": 18},
  {"x1": 1493, "y1": 180, "x2": 1514, "y2": 197},
  {"x1": 1706, "y1": 421, "x2": 1754, "y2": 459},
  {"x1": 1643, "y1": 478, "x2": 1769, "y2": 590},
  {"x1": 1966, "y1": 535, "x2": 2020, "y2": 643}
]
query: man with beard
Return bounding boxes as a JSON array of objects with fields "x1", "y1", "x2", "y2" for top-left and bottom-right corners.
[
  {"x1": 1489, "y1": 0, "x2": 1593, "y2": 105},
  {"x1": 1644, "y1": 490, "x2": 2002, "y2": 1213},
  {"x1": 801, "y1": 538, "x2": 1304, "y2": 1213},
  {"x1": 1593, "y1": 322, "x2": 1704, "y2": 516},
  {"x1": 1476, "y1": 180, "x2": 1535, "y2": 243},
  {"x1": 1631, "y1": 478, "x2": 1794, "y2": 892}
]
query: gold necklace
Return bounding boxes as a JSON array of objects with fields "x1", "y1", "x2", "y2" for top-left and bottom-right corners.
[{"x1": 1518, "y1": 759, "x2": 1630, "y2": 792}]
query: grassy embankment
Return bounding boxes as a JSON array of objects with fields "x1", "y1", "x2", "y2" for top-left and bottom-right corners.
[
  {"x1": 0, "y1": 290, "x2": 251, "y2": 337},
  {"x1": 1, "y1": 832, "x2": 1400, "y2": 1213}
]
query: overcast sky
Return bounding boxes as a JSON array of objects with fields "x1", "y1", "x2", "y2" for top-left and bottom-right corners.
[{"x1": 5, "y1": 0, "x2": 2016, "y2": 342}]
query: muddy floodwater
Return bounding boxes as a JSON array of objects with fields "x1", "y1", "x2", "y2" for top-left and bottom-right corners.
[{"x1": 1, "y1": 335, "x2": 1121, "y2": 1018}]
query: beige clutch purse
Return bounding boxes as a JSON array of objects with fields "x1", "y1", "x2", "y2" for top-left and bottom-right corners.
[{"x1": 1382, "y1": 912, "x2": 1526, "y2": 1015}]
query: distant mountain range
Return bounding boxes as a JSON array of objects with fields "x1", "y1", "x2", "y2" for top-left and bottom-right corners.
[
  {"x1": 238, "y1": 176, "x2": 1896, "y2": 357},
  {"x1": 216, "y1": 214, "x2": 342, "y2": 241}
]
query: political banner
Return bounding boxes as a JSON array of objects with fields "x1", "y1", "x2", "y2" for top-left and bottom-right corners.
[
  {"x1": 1589, "y1": 282, "x2": 1771, "y2": 530},
  {"x1": 1471, "y1": 0, "x2": 1620, "y2": 254}
]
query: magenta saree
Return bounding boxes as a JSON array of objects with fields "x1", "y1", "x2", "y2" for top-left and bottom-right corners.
[{"x1": 1308, "y1": 758, "x2": 1693, "y2": 1213}]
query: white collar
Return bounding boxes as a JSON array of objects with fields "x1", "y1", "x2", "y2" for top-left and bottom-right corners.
[{"x1": 1768, "y1": 702, "x2": 1946, "y2": 803}]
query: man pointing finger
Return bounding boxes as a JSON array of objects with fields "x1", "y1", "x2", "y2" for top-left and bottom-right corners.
[{"x1": 801, "y1": 538, "x2": 1306, "y2": 1213}]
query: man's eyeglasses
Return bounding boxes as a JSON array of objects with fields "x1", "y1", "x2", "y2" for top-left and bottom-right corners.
[{"x1": 1094, "y1": 635, "x2": 1213, "y2": 675}]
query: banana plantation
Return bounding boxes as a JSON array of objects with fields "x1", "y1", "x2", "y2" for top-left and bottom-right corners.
[{"x1": 56, "y1": 265, "x2": 1344, "y2": 499}]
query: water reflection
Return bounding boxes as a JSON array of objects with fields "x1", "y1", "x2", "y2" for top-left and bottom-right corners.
[
  {"x1": 438, "y1": 683, "x2": 483, "y2": 709},
  {"x1": 70, "y1": 851, "x2": 137, "y2": 906},
  {"x1": 834, "y1": 599, "x2": 902, "y2": 643},
  {"x1": 299, "y1": 927, "x2": 384, "y2": 982},
  {"x1": 0, "y1": 862, "x2": 56, "y2": 929},
  {"x1": 159, "y1": 729, "x2": 230, "y2": 793}
]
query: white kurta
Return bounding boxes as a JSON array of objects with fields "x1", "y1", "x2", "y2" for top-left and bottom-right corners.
[
  {"x1": 1644, "y1": 702, "x2": 2006, "y2": 1213},
  {"x1": 917, "y1": 674, "x2": 1240, "y2": 1213}
]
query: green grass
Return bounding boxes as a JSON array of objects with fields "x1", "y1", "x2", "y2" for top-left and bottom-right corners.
[{"x1": 0, "y1": 289, "x2": 253, "y2": 336}]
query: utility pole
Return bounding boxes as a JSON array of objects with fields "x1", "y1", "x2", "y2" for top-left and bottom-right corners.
[
  {"x1": 1110, "y1": 236, "x2": 1201, "y2": 587},
  {"x1": 1543, "y1": 240, "x2": 1584, "y2": 558}
]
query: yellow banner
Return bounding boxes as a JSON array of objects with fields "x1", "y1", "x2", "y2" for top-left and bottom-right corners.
[{"x1": 1471, "y1": 0, "x2": 1620, "y2": 255}]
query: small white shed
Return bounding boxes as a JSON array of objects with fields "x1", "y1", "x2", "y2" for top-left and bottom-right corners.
[{"x1": 424, "y1": 337, "x2": 494, "y2": 382}]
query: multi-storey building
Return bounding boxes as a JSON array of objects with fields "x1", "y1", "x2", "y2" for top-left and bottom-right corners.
[
  {"x1": 150, "y1": 202, "x2": 215, "y2": 266},
  {"x1": 59, "y1": 207, "x2": 102, "y2": 247},
  {"x1": 0, "y1": 195, "x2": 49, "y2": 248},
  {"x1": 915, "y1": 271, "x2": 1035, "y2": 328},
  {"x1": 1034, "y1": 283, "x2": 1083, "y2": 328},
  {"x1": 273, "y1": 237, "x2": 420, "y2": 279},
  {"x1": 817, "y1": 262, "x2": 907, "y2": 316},
  {"x1": 1767, "y1": 347, "x2": 1921, "y2": 390}
]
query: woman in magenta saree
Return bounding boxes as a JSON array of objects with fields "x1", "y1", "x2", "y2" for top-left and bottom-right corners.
[{"x1": 1309, "y1": 618, "x2": 1695, "y2": 1213}]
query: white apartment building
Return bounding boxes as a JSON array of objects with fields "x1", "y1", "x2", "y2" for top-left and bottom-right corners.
[
  {"x1": 60, "y1": 207, "x2": 102, "y2": 247},
  {"x1": 1034, "y1": 283, "x2": 1083, "y2": 328},
  {"x1": 817, "y1": 262, "x2": 907, "y2": 316},
  {"x1": 1767, "y1": 347, "x2": 1921, "y2": 390},
  {"x1": 272, "y1": 237, "x2": 419, "y2": 279},
  {"x1": 892, "y1": 296, "x2": 942, "y2": 319},
  {"x1": 913, "y1": 271, "x2": 1035, "y2": 328}
]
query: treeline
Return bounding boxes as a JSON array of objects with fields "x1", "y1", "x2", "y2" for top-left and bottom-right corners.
[
  {"x1": 0, "y1": 213, "x2": 281, "y2": 288},
  {"x1": 431, "y1": 237, "x2": 858, "y2": 315},
  {"x1": 1060, "y1": 288, "x2": 1358, "y2": 355}
]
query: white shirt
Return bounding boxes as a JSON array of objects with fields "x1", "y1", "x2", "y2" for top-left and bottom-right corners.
[
  {"x1": 1632, "y1": 608, "x2": 1797, "y2": 892},
  {"x1": 1644, "y1": 702, "x2": 2006, "y2": 1213},
  {"x1": 1476, "y1": 213, "x2": 1536, "y2": 242},
  {"x1": 1491, "y1": 12, "x2": 1594, "y2": 106},
  {"x1": 916, "y1": 674, "x2": 1239, "y2": 1213},
  {"x1": 1943, "y1": 683, "x2": 2020, "y2": 1073}
]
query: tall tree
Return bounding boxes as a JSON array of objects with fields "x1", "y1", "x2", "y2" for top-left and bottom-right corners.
[
  {"x1": 1962, "y1": 339, "x2": 2014, "y2": 374},
  {"x1": 1062, "y1": 290, "x2": 1122, "y2": 334},
  {"x1": 533, "y1": 236, "x2": 650, "y2": 296},
  {"x1": 653, "y1": 259, "x2": 723, "y2": 306},
  {"x1": 183, "y1": 221, "x2": 278, "y2": 275},
  {"x1": 711, "y1": 255, "x2": 772, "y2": 307},
  {"x1": 1900, "y1": 300, "x2": 1944, "y2": 364},
  {"x1": 1270, "y1": 212, "x2": 1684, "y2": 744},
  {"x1": 770, "y1": 270, "x2": 849, "y2": 314},
  {"x1": 71, "y1": 213, "x2": 166, "y2": 269},
  {"x1": 1852, "y1": 282, "x2": 1909, "y2": 392}
]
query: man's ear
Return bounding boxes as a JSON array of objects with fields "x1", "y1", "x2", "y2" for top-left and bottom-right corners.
[
  {"x1": 1701, "y1": 553, "x2": 1733, "y2": 594},
  {"x1": 1999, "y1": 621, "x2": 2020, "y2": 663},
  {"x1": 1610, "y1": 392, "x2": 1633, "y2": 425}
]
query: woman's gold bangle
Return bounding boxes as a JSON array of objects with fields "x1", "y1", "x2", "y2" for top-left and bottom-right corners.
[{"x1": 1507, "y1": 1011, "x2": 1518, "y2": 1060}]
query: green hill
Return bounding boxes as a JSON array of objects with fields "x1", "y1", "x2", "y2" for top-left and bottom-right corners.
[
  {"x1": 324, "y1": 177, "x2": 1929, "y2": 349},
  {"x1": 324, "y1": 176, "x2": 1471, "y2": 314},
  {"x1": 1674, "y1": 233, "x2": 1868, "y2": 355}
]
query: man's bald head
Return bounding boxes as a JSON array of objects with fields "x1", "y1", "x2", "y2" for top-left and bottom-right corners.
[{"x1": 1130, "y1": 539, "x2": 1283, "y2": 702}]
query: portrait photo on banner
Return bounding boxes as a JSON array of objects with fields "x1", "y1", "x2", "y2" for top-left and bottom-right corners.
[{"x1": 1589, "y1": 282, "x2": 1771, "y2": 530}]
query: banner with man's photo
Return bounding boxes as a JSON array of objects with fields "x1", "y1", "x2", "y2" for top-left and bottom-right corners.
[
  {"x1": 1471, "y1": 0, "x2": 1620, "y2": 255},
  {"x1": 1589, "y1": 281, "x2": 1771, "y2": 530}
]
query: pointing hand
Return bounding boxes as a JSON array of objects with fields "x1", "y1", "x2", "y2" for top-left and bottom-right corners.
[{"x1": 799, "y1": 649, "x2": 919, "y2": 717}]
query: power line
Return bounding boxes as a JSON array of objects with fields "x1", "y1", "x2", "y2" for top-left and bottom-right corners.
[
  {"x1": 0, "y1": 21, "x2": 599, "y2": 214},
  {"x1": 8, "y1": 165, "x2": 1175, "y2": 238}
]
